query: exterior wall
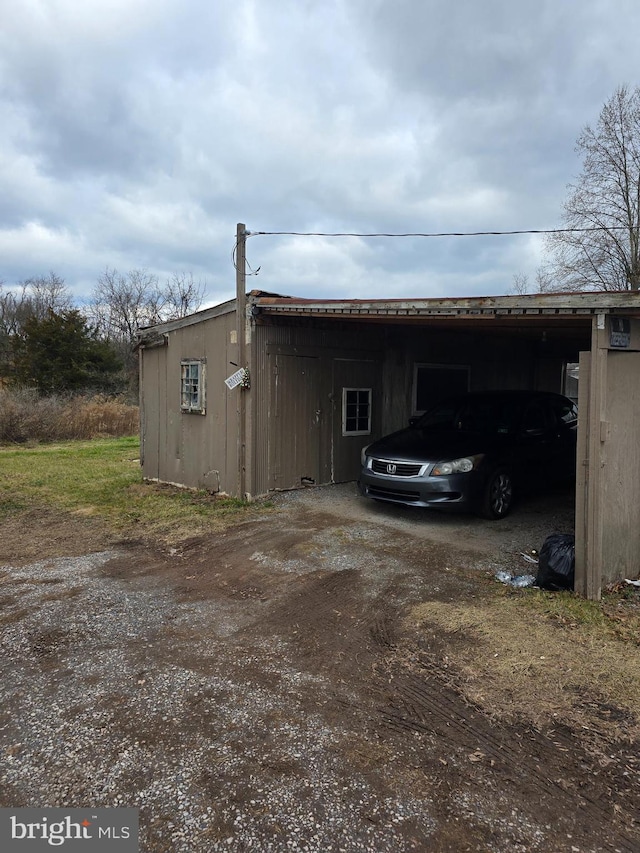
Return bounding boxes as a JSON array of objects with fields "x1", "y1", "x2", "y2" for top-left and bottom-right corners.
[
  {"x1": 140, "y1": 309, "x2": 240, "y2": 493},
  {"x1": 141, "y1": 311, "x2": 582, "y2": 498},
  {"x1": 576, "y1": 316, "x2": 640, "y2": 597},
  {"x1": 379, "y1": 326, "x2": 571, "y2": 435},
  {"x1": 251, "y1": 318, "x2": 576, "y2": 495},
  {"x1": 251, "y1": 321, "x2": 385, "y2": 495}
]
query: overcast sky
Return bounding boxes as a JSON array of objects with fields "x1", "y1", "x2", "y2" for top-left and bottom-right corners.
[{"x1": 1, "y1": 0, "x2": 639, "y2": 308}]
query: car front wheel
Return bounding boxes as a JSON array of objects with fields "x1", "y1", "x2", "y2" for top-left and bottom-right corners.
[{"x1": 480, "y1": 468, "x2": 513, "y2": 519}]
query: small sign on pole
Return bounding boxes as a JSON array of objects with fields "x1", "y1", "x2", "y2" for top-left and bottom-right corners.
[{"x1": 225, "y1": 368, "x2": 245, "y2": 390}]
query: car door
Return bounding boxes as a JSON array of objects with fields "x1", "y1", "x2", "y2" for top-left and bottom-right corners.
[{"x1": 517, "y1": 398, "x2": 559, "y2": 486}]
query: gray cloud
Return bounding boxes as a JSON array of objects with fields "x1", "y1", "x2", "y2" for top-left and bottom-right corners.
[{"x1": 1, "y1": 0, "x2": 640, "y2": 305}]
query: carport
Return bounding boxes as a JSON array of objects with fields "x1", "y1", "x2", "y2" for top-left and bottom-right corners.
[{"x1": 248, "y1": 291, "x2": 640, "y2": 599}]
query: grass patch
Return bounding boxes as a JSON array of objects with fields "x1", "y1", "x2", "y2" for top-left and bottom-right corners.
[
  {"x1": 406, "y1": 587, "x2": 640, "y2": 744},
  {"x1": 0, "y1": 436, "x2": 254, "y2": 541}
]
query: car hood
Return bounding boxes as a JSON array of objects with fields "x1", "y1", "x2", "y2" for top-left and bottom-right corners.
[{"x1": 366, "y1": 427, "x2": 510, "y2": 463}]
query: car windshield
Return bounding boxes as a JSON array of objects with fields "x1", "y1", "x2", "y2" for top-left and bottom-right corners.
[{"x1": 415, "y1": 397, "x2": 522, "y2": 435}]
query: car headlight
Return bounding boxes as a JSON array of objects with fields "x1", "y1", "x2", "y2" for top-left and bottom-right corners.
[
  {"x1": 432, "y1": 454, "x2": 483, "y2": 476},
  {"x1": 360, "y1": 444, "x2": 371, "y2": 466}
]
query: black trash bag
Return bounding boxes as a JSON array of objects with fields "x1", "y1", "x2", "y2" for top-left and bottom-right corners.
[{"x1": 536, "y1": 533, "x2": 575, "y2": 591}]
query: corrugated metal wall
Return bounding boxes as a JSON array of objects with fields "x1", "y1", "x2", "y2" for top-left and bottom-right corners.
[
  {"x1": 379, "y1": 325, "x2": 569, "y2": 435},
  {"x1": 140, "y1": 310, "x2": 240, "y2": 493},
  {"x1": 251, "y1": 322, "x2": 385, "y2": 495},
  {"x1": 575, "y1": 317, "x2": 640, "y2": 597}
]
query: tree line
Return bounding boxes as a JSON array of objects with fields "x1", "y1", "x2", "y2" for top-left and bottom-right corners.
[
  {"x1": 0, "y1": 269, "x2": 205, "y2": 397},
  {"x1": 512, "y1": 85, "x2": 640, "y2": 294}
]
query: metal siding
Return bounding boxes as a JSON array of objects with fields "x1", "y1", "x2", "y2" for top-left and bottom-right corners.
[
  {"x1": 575, "y1": 316, "x2": 640, "y2": 597},
  {"x1": 574, "y1": 350, "x2": 591, "y2": 597},
  {"x1": 258, "y1": 322, "x2": 385, "y2": 352},
  {"x1": 253, "y1": 325, "x2": 271, "y2": 496},
  {"x1": 252, "y1": 322, "x2": 385, "y2": 494},
  {"x1": 270, "y1": 353, "x2": 322, "y2": 489},
  {"x1": 332, "y1": 359, "x2": 381, "y2": 481},
  {"x1": 141, "y1": 311, "x2": 240, "y2": 493},
  {"x1": 140, "y1": 347, "x2": 161, "y2": 481},
  {"x1": 600, "y1": 350, "x2": 640, "y2": 584},
  {"x1": 380, "y1": 326, "x2": 568, "y2": 434}
]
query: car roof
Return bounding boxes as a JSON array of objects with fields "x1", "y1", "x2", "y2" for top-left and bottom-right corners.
[
  {"x1": 448, "y1": 390, "x2": 570, "y2": 401},
  {"x1": 430, "y1": 390, "x2": 574, "y2": 410}
]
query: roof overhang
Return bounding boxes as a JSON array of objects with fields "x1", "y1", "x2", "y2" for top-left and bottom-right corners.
[
  {"x1": 137, "y1": 297, "x2": 236, "y2": 342},
  {"x1": 251, "y1": 290, "x2": 640, "y2": 320},
  {"x1": 137, "y1": 290, "x2": 640, "y2": 342},
  {"x1": 250, "y1": 291, "x2": 640, "y2": 338}
]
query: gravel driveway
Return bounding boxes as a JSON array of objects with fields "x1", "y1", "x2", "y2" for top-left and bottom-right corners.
[{"x1": 2, "y1": 483, "x2": 637, "y2": 852}]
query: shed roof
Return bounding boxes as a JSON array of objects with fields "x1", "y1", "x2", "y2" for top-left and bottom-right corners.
[{"x1": 138, "y1": 290, "x2": 640, "y2": 340}]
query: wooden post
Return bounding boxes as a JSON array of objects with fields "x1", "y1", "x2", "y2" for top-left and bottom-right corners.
[{"x1": 236, "y1": 223, "x2": 247, "y2": 500}]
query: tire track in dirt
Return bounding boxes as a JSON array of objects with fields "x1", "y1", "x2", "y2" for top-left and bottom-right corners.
[
  {"x1": 259, "y1": 555, "x2": 639, "y2": 852},
  {"x1": 260, "y1": 568, "x2": 368, "y2": 663},
  {"x1": 377, "y1": 660, "x2": 639, "y2": 853}
]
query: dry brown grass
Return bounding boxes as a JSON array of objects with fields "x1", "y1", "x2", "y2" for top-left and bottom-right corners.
[
  {"x1": 0, "y1": 388, "x2": 139, "y2": 442},
  {"x1": 406, "y1": 590, "x2": 640, "y2": 745}
]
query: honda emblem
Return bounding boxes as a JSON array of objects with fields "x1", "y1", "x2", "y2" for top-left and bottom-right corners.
[{"x1": 386, "y1": 463, "x2": 397, "y2": 474}]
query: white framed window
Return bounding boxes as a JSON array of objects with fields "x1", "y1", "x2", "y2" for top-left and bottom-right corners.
[
  {"x1": 413, "y1": 363, "x2": 470, "y2": 414},
  {"x1": 342, "y1": 388, "x2": 372, "y2": 436},
  {"x1": 181, "y1": 359, "x2": 206, "y2": 414}
]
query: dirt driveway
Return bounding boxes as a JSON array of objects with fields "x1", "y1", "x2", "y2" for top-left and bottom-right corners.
[{"x1": 1, "y1": 484, "x2": 638, "y2": 852}]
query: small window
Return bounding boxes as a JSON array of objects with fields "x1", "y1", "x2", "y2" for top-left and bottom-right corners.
[
  {"x1": 342, "y1": 388, "x2": 371, "y2": 436},
  {"x1": 181, "y1": 360, "x2": 206, "y2": 414}
]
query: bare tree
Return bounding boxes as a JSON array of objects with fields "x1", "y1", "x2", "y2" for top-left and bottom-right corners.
[
  {"x1": 0, "y1": 282, "x2": 18, "y2": 336},
  {"x1": 510, "y1": 272, "x2": 531, "y2": 295},
  {"x1": 545, "y1": 85, "x2": 640, "y2": 291},
  {"x1": 509, "y1": 269, "x2": 549, "y2": 295},
  {"x1": 162, "y1": 272, "x2": 205, "y2": 320},
  {"x1": 0, "y1": 273, "x2": 73, "y2": 380},
  {"x1": 22, "y1": 272, "x2": 73, "y2": 317},
  {"x1": 90, "y1": 268, "x2": 206, "y2": 345},
  {"x1": 0, "y1": 282, "x2": 14, "y2": 376},
  {"x1": 88, "y1": 268, "x2": 206, "y2": 394},
  {"x1": 1, "y1": 273, "x2": 73, "y2": 333},
  {"x1": 90, "y1": 268, "x2": 163, "y2": 345}
]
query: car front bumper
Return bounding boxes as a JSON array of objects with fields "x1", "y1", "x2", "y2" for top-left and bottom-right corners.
[{"x1": 358, "y1": 467, "x2": 482, "y2": 511}]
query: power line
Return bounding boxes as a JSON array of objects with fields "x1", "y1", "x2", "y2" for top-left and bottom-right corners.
[
  {"x1": 235, "y1": 224, "x2": 629, "y2": 272},
  {"x1": 249, "y1": 226, "x2": 626, "y2": 238}
]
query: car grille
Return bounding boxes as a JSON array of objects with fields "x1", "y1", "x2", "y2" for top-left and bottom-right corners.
[
  {"x1": 371, "y1": 459, "x2": 423, "y2": 477},
  {"x1": 367, "y1": 485, "x2": 422, "y2": 502}
]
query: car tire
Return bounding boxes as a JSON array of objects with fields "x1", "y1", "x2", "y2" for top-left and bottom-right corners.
[{"x1": 480, "y1": 468, "x2": 513, "y2": 520}]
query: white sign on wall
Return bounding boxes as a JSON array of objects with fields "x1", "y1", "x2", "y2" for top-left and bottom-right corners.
[{"x1": 224, "y1": 368, "x2": 245, "y2": 389}]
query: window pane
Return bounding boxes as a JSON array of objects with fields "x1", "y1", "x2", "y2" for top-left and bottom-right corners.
[
  {"x1": 181, "y1": 361, "x2": 204, "y2": 412},
  {"x1": 343, "y1": 388, "x2": 371, "y2": 434}
]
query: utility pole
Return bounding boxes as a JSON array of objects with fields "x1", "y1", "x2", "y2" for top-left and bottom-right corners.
[{"x1": 236, "y1": 223, "x2": 247, "y2": 499}]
